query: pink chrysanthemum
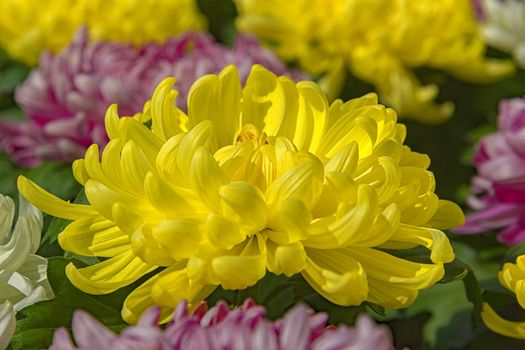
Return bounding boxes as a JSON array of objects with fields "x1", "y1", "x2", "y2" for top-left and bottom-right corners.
[
  {"x1": 456, "y1": 97, "x2": 525, "y2": 244},
  {"x1": 49, "y1": 299, "x2": 393, "y2": 350},
  {"x1": 0, "y1": 28, "x2": 307, "y2": 167}
]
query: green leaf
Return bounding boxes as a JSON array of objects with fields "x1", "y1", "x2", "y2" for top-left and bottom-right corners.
[
  {"x1": 463, "y1": 268, "x2": 483, "y2": 328},
  {"x1": 0, "y1": 66, "x2": 28, "y2": 94},
  {"x1": 504, "y1": 242, "x2": 525, "y2": 262},
  {"x1": 41, "y1": 190, "x2": 86, "y2": 244},
  {"x1": 0, "y1": 106, "x2": 25, "y2": 122},
  {"x1": 440, "y1": 259, "x2": 469, "y2": 284},
  {"x1": 365, "y1": 302, "x2": 386, "y2": 317},
  {"x1": 388, "y1": 312, "x2": 431, "y2": 350},
  {"x1": 0, "y1": 154, "x2": 80, "y2": 204}
]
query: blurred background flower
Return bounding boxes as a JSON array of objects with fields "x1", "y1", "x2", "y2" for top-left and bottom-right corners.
[
  {"x1": 0, "y1": 29, "x2": 307, "y2": 167},
  {"x1": 49, "y1": 299, "x2": 394, "y2": 350},
  {"x1": 475, "y1": 0, "x2": 525, "y2": 69},
  {"x1": 481, "y1": 254, "x2": 525, "y2": 339},
  {"x1": 0, "y1": 0, "x2": 206, "y2": 66},
  {"x1": 456, "y1": 97, "x2": 525, "y2": 245},
  {"x1": 234, "y1": 0, "x2": 514, "y2": 123}
]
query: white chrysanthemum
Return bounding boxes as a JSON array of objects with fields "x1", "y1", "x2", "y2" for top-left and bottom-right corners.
[
  {"x1": 0, "y1": 302, "x2": 15, "y2": 350},
  {"x1": 479, "y1": 0, "x2": 525, "y2": 68},
  {"x1": 0, "y1": 194, "x2": 53, "y2": 312}
]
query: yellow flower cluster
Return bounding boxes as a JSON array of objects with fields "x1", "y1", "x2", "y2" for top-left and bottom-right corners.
[
  {"x1": 19, "y1": 65, "x2": 464, "y2": 324},
  {"x1": 482, "y1": 255, "x2": 525, "y2": 339},
  {"x1": 234, "y1": 0, "x2": 514, "y2": 123},
  {"x1": 0, "y1": 0, "x2": 206, "y2": 66}
]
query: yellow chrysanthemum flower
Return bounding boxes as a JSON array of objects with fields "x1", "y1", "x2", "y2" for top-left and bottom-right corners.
[
  {"x1": 18, "y1": 65, "x2": 464, "y2": 324},
  {"x1": 0, "y1": 0, "x2": 206, "y2": 66},
  {"x1": 234, "y1": 0, "x2": 514, "y2": 123},
  {"x1": 482, "y1": 255, "x2": 525, "y2": 339}
]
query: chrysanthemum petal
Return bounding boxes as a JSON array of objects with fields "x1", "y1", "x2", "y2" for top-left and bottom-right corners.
[
  {"x1": 188, "y1": 66, "x2": 242, "y2": 149},
  {"x1": 17, "y1": 176, "x2": 93, "y2": 220},
  {"x1": 381, "y1": 224, "x2": 455, "y2": 263},
  {"x1": 65, "y1": 252, "x2": 156, "y2": 295},
  {"x1": 211, "y1": 236, "x2": 267, "y2": 289},
  {"x1": 481, "y1": 303, "x2": 525, "y2": 339},
  {"x1": 219, "y1": 182, "x2": 267, "y2": 234},
  {"x1": 58, "y1": 214, "x2": 128, "y2": 257},
  {"x1": 347, "y1": 247, "x2": 444, "y2": 290},
  {"x1": 243, "y1": 65, "x2": 286, "y2": 134},
  {"x1": 152, "y1": 219, "x2": 203, "y2": 261},
  {"x1": 427, "y1": 200, "x2": 465, "y2": 229},
  {"x1": 266, "y1": 240, "x2": 306, "y2": 276},
  {"x1": 190, "y1": 147, "x2": 229, "y2": 210},
  {"x1": 302, "y1": 252, "x2": 368, "y2": 306}
]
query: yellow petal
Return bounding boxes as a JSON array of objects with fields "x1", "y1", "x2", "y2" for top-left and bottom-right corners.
[
  {"x1": 242, "y1": 64, "x2": 286, "y2": 134},
  {"x1": 295, "y1": 81, "x2": 328, "y2": 153},
  {"x1": 72, "y1": 159, "x2": 89, "y2": 185},
  {"x1": 304, "y1": 185, "x2": 376, "y2": 249},
  {"x1": 84, "y1": 180, "x2": 146, "y2": 221},
  {"x1": 481, "y1": 303, "x2": 525, "y2": 339},
  {"x1": 152, "y1": 219, "x2": 203, "y2": 261},
  {"x1": 324, "y1": 142, "x2": 359, "y2": 177},
  {"x1": 211, "y1": 235, "x2": 266, "y2": 289},
  {"x1": 267, "y1": 198, "x2": 311, "y2": 245},
  {"x1": 427, "y1": 200, "x2": 465, "y2": 229},
  {"x1": 190, "y1": 147, "x2": 229, "y2": 210},
  {"x1": 266, "y1": 160, "x2": 323, "y2": 210},
  {"x1": 17, "y1": 176, "x2": 93, "y2": 220},
  {"x1": 151, "y1": 267, "x2": 215, "y2": 311},
  {"x1": 150, "y1": 77, "x2": 185, "y2": 141},
  {"x1": 348, "y1": 247, "x2": 444, "y2": 291},
  {"x1": 65, "y1": 251, "x2": 156, "y2": 295},
  {"x1": 516, "y1": 279, "x2": 525, "y2": 310},
  {"x1": 219, "y1": 181, "x2": 267, "y2": 234},
  {"x1": 104, "y1": 103, "x2": 120, "y2": 140},
  {"x1": 110, "y1": 202, "x2": 144, "y2": 236},
  {"x1": 59, "y1": 214, "x2": 129, "y2": 257},
  {"x1": 367, "y1": 279, "x2": 419, "y2": 309},
  {"x1": 177, "y1": 121, "x2": 214, "y2": 176},
  {"x1": 120, "y1": 140, "x2": 154, "y2": 193},
  {"x1": 118, "y1": 117, "x2": 163, "y2": 162},
  {"x1": 273, "y1": 77, "x2": 300, "y2": 141},
  {"x1": 188, "y1": 65, "x2": 242, "y2": 149},
  {"x1": 122, "y1": 262, "x2": 187, "y2": 324},
  {"x1": 155, "y1": 133, "x2": 186, "y2": 181},
  {"x1": 144, "y1": 172, "x2": 198, "y2": 217},
  {"x1": 266, "y1": 240, "x2": 306, "y2": 276},
  {"x1": 206, "y1": 213, "x2": 246, "y2": 250},
  {"x1": 130, "y1": 223, "x2": 176, "y2": 266},
  {"x1": 302, "y1": 250, "x2": 368, "y2": 306},
  {"x1": 381, "y1": 224, "x2": 455, "y2": 264},
  {"x1": 318, "y1": 105, "x2": 383, "y2": 158}
]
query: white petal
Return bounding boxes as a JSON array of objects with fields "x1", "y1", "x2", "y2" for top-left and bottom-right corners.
[
  {"x1": 0, "y1": 195, "x2": 14, "y2": 243},
  {"x1": 0, "y1": 217, "x2": 32, "y2": 272},
  {"x1": 0, "y1": 301, "x2": 15, "y2": 350},
  {"x1": 17, "y1": 194, "x2": 43, "y2": 253}
]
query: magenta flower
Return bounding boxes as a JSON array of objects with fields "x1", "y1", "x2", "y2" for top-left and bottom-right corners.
[
  {"x1": 0, "y1": 28, "x2": 307, "y2": 167},
  {"x1": 456, "y1": 97, "x2": 525, "y2": 244},
  {"x1": 49, "y1": 299, "x2": 393, "y2": 350}
]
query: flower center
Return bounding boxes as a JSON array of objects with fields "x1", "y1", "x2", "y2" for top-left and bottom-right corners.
[{"x1": 235, "y1": 124, "x2": 268, "y2": 149}]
